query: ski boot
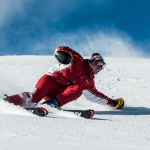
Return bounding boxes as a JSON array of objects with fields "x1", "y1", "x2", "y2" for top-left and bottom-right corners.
[
  {"x1": 3, "y1": 95, "x2": 10, "y2": 103},
  {"x1": 42, "y1": 97, "x2": 60, "y2": 108}
]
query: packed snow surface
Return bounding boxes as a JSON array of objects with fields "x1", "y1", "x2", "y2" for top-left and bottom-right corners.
[{"x1": 0, "y1": 56, "x2": 150, "y2": 150}]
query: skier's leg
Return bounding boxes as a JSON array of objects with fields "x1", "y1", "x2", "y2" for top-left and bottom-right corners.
[
  {"x1": 4, "y1": 92, "x2": 31, "y2": 106},
  {"x1": 4, "y1": 75, "x2": 60, "y2": 106},
  {"x1": 41, "y1": 85, "x2": 82, "y2": 107},
  {"x1": 41, "y1": 87, "x2": 68, "y2": 108},
  {"x1": 31, "y1": 75, "x2": 60, "y2": 103},
  {"x1": 43, "y1": 87, "x2": 68, "y2": 101},
  {"x1": 55, "y1": 84, "x2": 83, "y2": 106}
]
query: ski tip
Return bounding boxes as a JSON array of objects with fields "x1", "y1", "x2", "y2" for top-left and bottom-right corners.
[
  {"x1": 39, "y1": 107, "x2": 49, "y2": 116},
  {"x1": 24, "y1": 107, "x2": 49, "y2": 117},
  {"x1": 86, "y1": 110, "x2": 95, "y2": 119},
  {"x1": 89, "y1": 110, "x2": 95, "y2": 118}
]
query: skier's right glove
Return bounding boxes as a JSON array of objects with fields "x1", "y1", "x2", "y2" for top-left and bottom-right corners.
[
  {"x1": 112, "y1": 98, "x2": 125, "y2": 109},
  {"x1": 54, "y1": 49, "x2": 72, "y2": 64}
]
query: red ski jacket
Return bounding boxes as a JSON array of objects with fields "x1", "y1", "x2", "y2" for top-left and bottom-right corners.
[{"x1": 47, "y1": 46, "x2": 112, "y2": 102}]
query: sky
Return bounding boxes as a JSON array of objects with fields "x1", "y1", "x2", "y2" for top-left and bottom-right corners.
[{"x1": 0, "y1": 0, "x2": 150, "y2": 58}]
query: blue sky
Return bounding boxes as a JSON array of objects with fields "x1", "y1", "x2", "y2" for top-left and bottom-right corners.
[{"x1": 0, "y1": 0, "x2": 150, "y2": 57}]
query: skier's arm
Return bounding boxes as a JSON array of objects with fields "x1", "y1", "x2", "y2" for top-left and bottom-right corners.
[
  {"x1": 83, "y1": 86, "x2": 114, "y2": 106},
  {"x1": 83, "y1": 78, "x2": 125, "y2": 109},
  {"x1": 54, "y1": 46, "x2": 83, "y2": 64}
]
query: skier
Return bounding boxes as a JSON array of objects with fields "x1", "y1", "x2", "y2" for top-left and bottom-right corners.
[{"x1": 3, "y1": 46, "x2": 124, "y2": 110}]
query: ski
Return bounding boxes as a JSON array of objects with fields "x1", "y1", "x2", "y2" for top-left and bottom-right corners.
[
  {"x1": 24, "y1": 107, "x2": 49, "y2": 117},
  {"x1": 62, "y1": 109, "x2": 95, "y2": 119},
  {"x1": 24, "y1": 107, "x2": 95, "y2": 119}
]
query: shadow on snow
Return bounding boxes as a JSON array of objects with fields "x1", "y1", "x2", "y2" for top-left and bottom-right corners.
[{"x1": 95, "y1": 107, "x2": 150, "y2": 115}]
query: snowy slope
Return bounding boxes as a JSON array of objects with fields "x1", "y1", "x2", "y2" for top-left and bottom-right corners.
[{"x1": 0, "y1": 56, "x2": 150, "y2": 150}]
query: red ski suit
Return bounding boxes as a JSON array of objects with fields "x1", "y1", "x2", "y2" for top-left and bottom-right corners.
[{"x1": 7, "y1": 46, "x2": 113, "y2": 106}]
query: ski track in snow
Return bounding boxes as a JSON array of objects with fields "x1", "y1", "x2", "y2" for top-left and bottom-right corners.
[{"x1": 0, "y1": 56, "x2": 150, "y2": 150}]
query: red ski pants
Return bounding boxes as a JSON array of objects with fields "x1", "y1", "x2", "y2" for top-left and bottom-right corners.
[
  {"x1": 7, "y1": 75, "x2": 83, "y2": 106},
  {"x1": 32, "y1": 75, "x2": 83, "y2": 106}
]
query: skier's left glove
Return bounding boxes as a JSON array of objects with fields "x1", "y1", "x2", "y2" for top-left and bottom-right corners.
[
  {"x1": 108, "y1": 98, "x2": 125, "y2": 109},
  {"x1": 112, "y1": 98, "x2": 124, "y2": 109},
  {"x1": 54, "y1": 50, "x2": 72, "y2": 64}
]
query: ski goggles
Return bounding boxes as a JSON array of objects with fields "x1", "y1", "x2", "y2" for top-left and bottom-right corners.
[
  {"x1": 90, "y1": 54, "x2": 106, "y2": 70},
  {"x1": 93, "y1": 60, "x2": 106, "y2": 70}
]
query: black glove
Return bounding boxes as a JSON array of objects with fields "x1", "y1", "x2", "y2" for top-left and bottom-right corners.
[{"x1": 55, "y1": 50, "x2": 72, "y2": 64}]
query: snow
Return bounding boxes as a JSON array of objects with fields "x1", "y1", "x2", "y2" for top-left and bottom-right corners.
[{"x1": 0, "y1": 55, "x2": 150, "y2": 150}]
